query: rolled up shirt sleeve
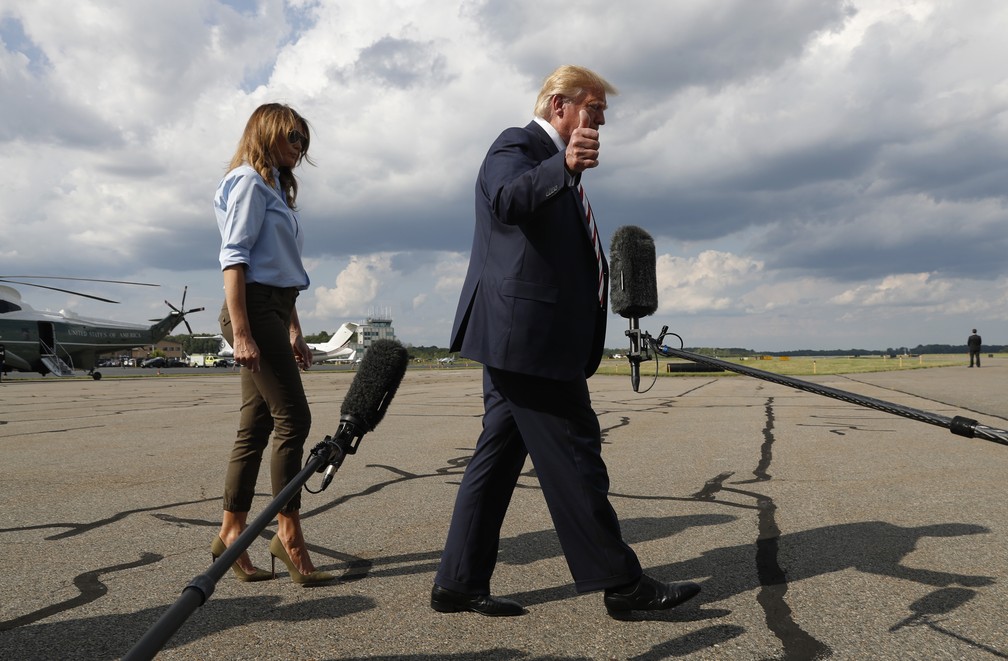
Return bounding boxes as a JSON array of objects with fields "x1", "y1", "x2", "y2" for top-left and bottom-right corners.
[
  {"x1": 214, "y1": 165, "x2": 309, "y2": 289},
  {"x1": 217, "y1": 170, "x2": 265, "y2": 271}
]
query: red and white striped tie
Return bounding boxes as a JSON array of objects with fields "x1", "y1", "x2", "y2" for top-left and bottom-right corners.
[{"x1": 578, "y1": 184, "x2": 605, "y2": 308}]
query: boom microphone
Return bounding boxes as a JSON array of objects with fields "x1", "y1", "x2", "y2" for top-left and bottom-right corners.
[
  {"x1": 610, "y1": 226, "x2": 658, "y2": 392},
  {"x1": 317, "y1": 338, "x2": 410, "y2": 490},
  {"x1": 125, "y1": 338, "x2": 410, "y2": 661},
  {"x1": 610, "y1": 225, "x2": 658, "y2": 319}
]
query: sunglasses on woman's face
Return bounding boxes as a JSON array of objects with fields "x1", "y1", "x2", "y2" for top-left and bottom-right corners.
[{"x1": 287, "y1": 130, "x2": 307, "y2": 145}]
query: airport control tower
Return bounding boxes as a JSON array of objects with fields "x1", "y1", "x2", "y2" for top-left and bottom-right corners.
[{"x1": 358, "y1": 307, "x2": 395, "y2": 350}]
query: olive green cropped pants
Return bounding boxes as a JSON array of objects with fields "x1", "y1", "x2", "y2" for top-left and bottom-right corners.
[{"x1": 219, "y1": 284, "x2": 311, "y2": 514}]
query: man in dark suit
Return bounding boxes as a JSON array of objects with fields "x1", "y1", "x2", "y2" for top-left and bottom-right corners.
[
  {"x1": 431, "y1": 65, "x2": 701, "y2": 617},
  {"x1": 968, "y1": 329, "x2": 982, "y2": 367}
]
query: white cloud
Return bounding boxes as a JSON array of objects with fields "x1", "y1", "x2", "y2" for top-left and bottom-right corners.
[
  {"x1": 831, "y1": 273, "x2": 948, "y2": 307},
  {"x1": 656, "y1": 250, "x2": 763, "y2": 313},
  {"x1": 311, "y1": 253, "x2": 395, "y2": 318}
]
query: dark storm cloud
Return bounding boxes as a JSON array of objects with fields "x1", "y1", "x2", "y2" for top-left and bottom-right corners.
[
  {"x1": 879, "y1": 128, "x2": 1008, "y2": 202},
  {"x1": 724, "y1": 140, "x2": 880, "y2": 193},
  {"x1": 130, "y1": 219, "x2": 223, "y2": 275},
  {"x1": 349, "y1": 36, "x2": 451, "y2": 89},
  {"x1": 470, "y1": 0, "x2": 855, "y2": 92},
  {"x1": 0, "y1": 85, "x2": 118, "y2": 147},
  {"x1": 600, "y1": 175, "x2": 864, "y2": 244},
  {"x1": 754, "y1": 209, "x2": 1008, "y2": 282},
  {"x1": 299, "y1": 194, "x2": 475, "y2": 258}
]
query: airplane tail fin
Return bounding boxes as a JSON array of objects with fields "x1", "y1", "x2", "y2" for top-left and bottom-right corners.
[{"x1": 316, "y1": 322, "x2": 359, "y2": 351}]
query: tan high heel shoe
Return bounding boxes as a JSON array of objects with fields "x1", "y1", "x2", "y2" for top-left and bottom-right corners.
[
  {"x1": 211, "y1": 535, "x2": 273, "y2": 582},
  {"x1": 269, "y1": 534, "x2": 335, "y2": 585}
]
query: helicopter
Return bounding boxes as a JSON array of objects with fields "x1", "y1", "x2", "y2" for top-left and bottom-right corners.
[{"x1": 0, "y1": 276, "x2": 203, "y2": 380}]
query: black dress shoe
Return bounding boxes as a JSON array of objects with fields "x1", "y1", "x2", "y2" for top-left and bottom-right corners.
[
  {"x1": 430, "y1": 584, "x2": 526, "y2": 616},
  {"x1": 603, "y1": 574, "x2": 701, "y2": 615}
]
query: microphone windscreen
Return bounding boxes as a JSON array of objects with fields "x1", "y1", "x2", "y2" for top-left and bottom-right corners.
[
  {"x1": 609, "y1": 225, "x2": 658, "y2": 319},
  {"x1": 339, "y1": 338, "x2": 409, "y2": 431}
]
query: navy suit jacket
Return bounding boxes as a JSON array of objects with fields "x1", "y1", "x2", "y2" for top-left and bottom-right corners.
[{"x1": 450, "y1": 121, "x2": 609, "y2": 380}]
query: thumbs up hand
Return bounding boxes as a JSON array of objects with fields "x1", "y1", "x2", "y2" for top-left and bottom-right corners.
[{"x1": 565, "y1": 108, "x2": 601, "y2": 173}]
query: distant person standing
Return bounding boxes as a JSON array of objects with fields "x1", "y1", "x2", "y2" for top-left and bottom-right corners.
[{"x1": 968, "y1": 329, "x2": 982, "y2": 368}]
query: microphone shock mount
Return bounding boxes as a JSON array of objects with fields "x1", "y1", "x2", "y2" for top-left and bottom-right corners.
[{"x1": 307, "y1": 414, "x2": 367, "y2": 493}]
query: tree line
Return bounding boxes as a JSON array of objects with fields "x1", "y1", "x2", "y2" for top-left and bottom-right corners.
[{"x1": 663, "y1": 344, "x2": 1004, "y2": 358}]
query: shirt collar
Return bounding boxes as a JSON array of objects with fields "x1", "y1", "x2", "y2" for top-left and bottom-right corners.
[{"x1": 533, "y1": 116, "x2": 567, "y2": 153}]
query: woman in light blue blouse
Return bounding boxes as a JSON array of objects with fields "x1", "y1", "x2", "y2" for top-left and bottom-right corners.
[{"x1": 212, "y1": 103, "x2": 333, "y2": 584}]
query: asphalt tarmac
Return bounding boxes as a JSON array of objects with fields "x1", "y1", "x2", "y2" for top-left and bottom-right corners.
[{"x1": 1, "y1": 360, "x2": 1006, "y2": 660}]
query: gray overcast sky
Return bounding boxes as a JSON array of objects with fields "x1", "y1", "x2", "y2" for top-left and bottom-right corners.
[{"x1": 1, "y1": 0, "x2": 1005, "y2": 351}]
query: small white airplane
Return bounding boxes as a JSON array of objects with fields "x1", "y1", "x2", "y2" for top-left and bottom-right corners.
[
  {"x1": 193, "y1": 322, "x2": 357, "y2": 364},
  {"x1": 196, "y1": 322, "x2": 357, "y2": 363},
  {"x1": 307, "y1": 322, "x2": 358, "y2": 363},
  {"x1": 191, "y1": 334, "x2": 234, "y2": 357},
  {"x1": 437, "y1": 354, "x2": 456, "y2": 365}
]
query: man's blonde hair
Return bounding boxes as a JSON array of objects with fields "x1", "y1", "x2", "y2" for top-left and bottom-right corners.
[{"x1": 533, "y1": 65, "x2": 617, "y2": 119}]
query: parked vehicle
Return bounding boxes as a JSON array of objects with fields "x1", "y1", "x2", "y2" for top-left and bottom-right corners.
[{"x1": 188, "y1": 353, "x2": 215, "y2": 367}]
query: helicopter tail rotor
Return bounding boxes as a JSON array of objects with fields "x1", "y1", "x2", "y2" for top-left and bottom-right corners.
[{"x1": 156, "y1": 286, "x2": 205, "y2": 334}]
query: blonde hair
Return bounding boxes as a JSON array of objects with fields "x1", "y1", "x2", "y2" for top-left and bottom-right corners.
[
  {"x1": 228, "y1": 103, "x2": 313, "y2": 209},
  {"x1": 533, "y1": 65, "x2": 617, "y2": 119}
]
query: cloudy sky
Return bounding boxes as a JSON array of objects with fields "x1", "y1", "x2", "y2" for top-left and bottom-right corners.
[{"x1": 1, "y1": 0, "x2": 1006, "y2": 352}]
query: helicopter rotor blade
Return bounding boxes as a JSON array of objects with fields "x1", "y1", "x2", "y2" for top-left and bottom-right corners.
[
  {"x1": 0, "y1": 275, "x2": 162, "y2": 304},
  {"x1": 0, "y1": 276, "x2": 159, "y2": 287},
  {"x1": 0, "y1": 279, "x2": 120, "y2": 303},
  {"x1": 183, "y1": 307, "x2": 204, "y2": 335}
]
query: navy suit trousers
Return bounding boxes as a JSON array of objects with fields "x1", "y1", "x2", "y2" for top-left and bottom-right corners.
[{"x1": 435, "y1": 366, "x2": 642, "y2": 594}]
